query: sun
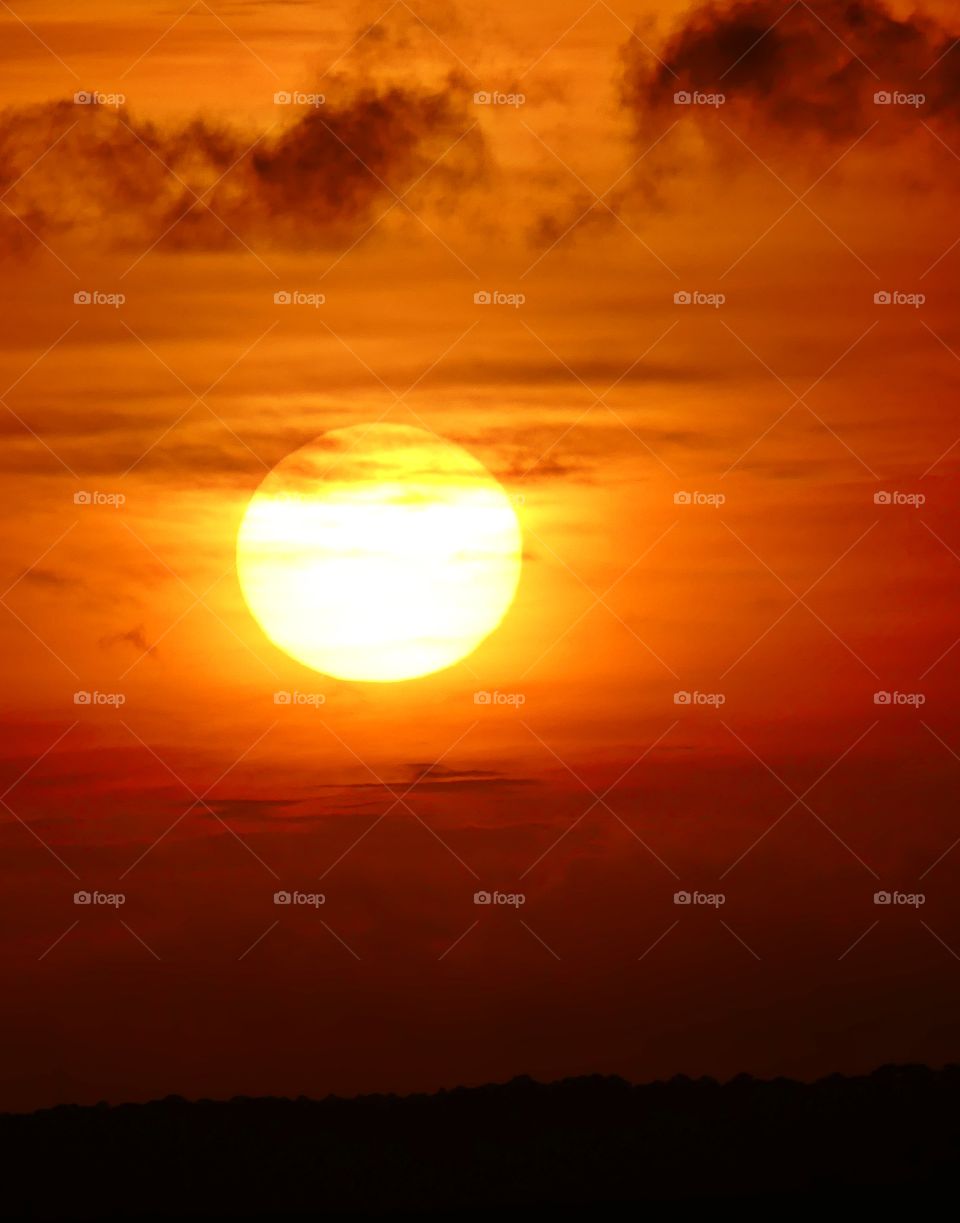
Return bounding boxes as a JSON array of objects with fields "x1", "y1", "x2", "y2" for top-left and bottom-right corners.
[{"x1": 236, "y1": 424, "x2": 523, "y2": 682}]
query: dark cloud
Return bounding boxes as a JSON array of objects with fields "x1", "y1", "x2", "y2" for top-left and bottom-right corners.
[
  {"x1": 0, "y1": 403, "x2": 715, "y2": 486},
  {"x1": 13, "y1": 566, "x2": 77, "y2": 589},
  {"x1": 0, "y1": 76, "x2": 484, "y2": 257},
  {"x1": 200, "y1": 767, "x2": 539, "y2": 825},
  {"x1": 203, "y1": 798, "x2": 311, "y2": 823},
  {"x1": 623, "y1": 0, "x2": 960, "y2": 141},
  {"x1": 309, "y1": 762, "x2": 539, "y2": 794},
  {"x1": 98, "y1": 624, "x2": 156, "y2": 657},
  {"x1": 403, "y1": 761, "x2": 539, "y2": 790}
]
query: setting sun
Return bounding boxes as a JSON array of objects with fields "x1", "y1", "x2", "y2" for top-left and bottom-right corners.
[{"x1": 236, "y1": 424, "x2": 522, "y2": 681}]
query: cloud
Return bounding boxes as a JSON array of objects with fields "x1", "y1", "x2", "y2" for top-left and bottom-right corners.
[
  {"x1": 98, "y1": 624, "x2": 156, "y2": 657},
  {"x1": 14, "y1": 566, "x2": 77, "y2": 589},
  {"x1": 622, "y1": 0, "x2": 960, "y2": 141},
  {"x1": 308, "y1": 761, "x2": 539, "y2": 795},
  {"x1": 197, "y1": 765, "x2": 539, "y2": 826},
  {"x1": 0, "y1": 76, "x2": 484, "y2": 257},
  {"x1": 402, "y1": 761, "x2": 539, "y2": 790},
  {"x1": 202, "y1": 797, "x2": 313, "y2": 823}
]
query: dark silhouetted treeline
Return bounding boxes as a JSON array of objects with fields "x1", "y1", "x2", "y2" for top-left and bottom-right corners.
[{"x1": 3, "y1": 1064, "x2": 959, "y2": 1217}]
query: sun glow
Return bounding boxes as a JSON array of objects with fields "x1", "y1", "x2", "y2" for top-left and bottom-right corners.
[{"x1": 236, "y1": 424, "x2": 522, "y2": 682}]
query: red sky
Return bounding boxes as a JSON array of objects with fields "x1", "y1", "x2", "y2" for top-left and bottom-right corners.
[{"x1": 1, "y1": 0, "x2": 959, "y2": 1111}]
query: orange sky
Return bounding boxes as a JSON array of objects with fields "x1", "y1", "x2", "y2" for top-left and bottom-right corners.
[{"x1": 1, "y1": 0, "x2": 959, "y2": 1110}]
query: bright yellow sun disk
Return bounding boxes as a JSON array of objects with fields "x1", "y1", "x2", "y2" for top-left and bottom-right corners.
[{"x1": 236, "y1": 424, "x2": 522, "y2": 682}]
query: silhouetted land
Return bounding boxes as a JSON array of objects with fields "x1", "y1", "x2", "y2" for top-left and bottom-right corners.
[{"x1": 3, "y1": 1064, "x2": 959, "y2": 1217}]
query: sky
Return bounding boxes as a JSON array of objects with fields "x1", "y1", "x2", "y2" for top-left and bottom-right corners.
[{"x1": 1, "y1": 0, "x2": 960, "y2": 1111}]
